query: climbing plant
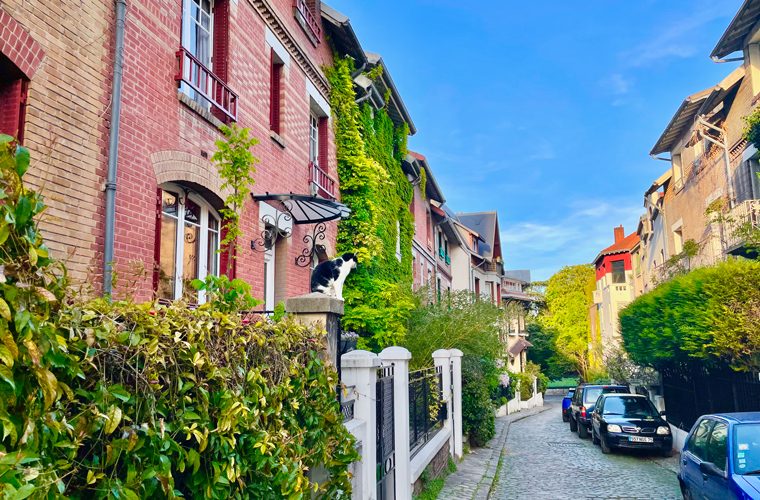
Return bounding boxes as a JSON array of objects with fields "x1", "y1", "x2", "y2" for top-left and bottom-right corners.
[{"x1": 326, "y1": 55, "x2": 416, "y2": 349}]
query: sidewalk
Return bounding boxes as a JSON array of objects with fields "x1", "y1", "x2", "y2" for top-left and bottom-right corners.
[{"x1": 437, "y1": 404, "x2": 551, "y2": 500}]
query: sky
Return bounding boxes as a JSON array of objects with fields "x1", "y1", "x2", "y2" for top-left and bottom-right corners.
[{"x1": 325, "y1": 0, "x2": 745, "y2": 281}]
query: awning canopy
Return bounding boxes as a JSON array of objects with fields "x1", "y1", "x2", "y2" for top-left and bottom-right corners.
[
  {"x1": 251, "y1": 193, "x2": 351, "y2": 225},
  {"x1": 508, "y1": 339, "x2": 533, "y2": 357}
]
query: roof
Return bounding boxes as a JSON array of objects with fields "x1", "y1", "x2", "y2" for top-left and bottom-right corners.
[
  {"x1": 365, "y1": 52, "x2": 417, "y2": 135},
  {"x1": 707, "y1": 412, "x2": 760, "y2": 423},
  {"x1": 503, "y1": 270, "x2": 531, "y2": 283},
  {"x1": 508, "y1": 339, "x2": 533, "y2": 357},
  {"x1": 650, "y1": 88, "x2": 713, "y2": 156},
  {"x1": 698, "y1": 66, "x2": 745, "y2": 116},
  {"x1": 457, "y1": 212, "x2": 501, "y2": 261},
  {"x1": 405, "y1": 151, "x2": 445, "y2": 203},
  {"x1": 711, "y1": 0, "x2": 760, "y2": 60},
  {"x1": 501, "y1": 290, "x2": 534, "y2": 302},
  {"x1": 320, "y1": 4, "x2": 368, "y2": 67},
  {"x1": 593, "y1": 232, "x2": 640, "y2": 265}
]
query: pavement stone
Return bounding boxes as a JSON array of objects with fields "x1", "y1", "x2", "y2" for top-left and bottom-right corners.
[
  {"x1": 489, "y1": 396, "x2": 683, "y2": 500},
  {"x1": 437, "y1": 404, "x2": 551, "y2": 500}
]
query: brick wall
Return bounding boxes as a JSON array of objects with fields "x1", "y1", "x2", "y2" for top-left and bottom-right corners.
[
  {"x1": 2, "y1": 0, "x2": 112, "y2": 286},
  {"x1": 412, "y1": 440, "x2": 451, "y2": 496},
  {"x1": 8, "y1": 0, "x2": 339, "y2": 303}
]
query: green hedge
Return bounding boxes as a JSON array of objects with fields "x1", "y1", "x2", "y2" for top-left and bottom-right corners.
[
  {"x1": 0, "y1": 137, "x2": 357, "y2": 499},
  {"x1": 620, "y1": 258, "x2": 760, "y2": 371}
]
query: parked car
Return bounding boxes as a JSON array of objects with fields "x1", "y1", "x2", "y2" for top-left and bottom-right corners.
[
  {"x1": 569, "y1": 384, "x2": 629, "y2": 438},
  {"x1": 590, "y1": 394, "x2": 672, "y2": 456},
  {"x1": 562, "y1": 388, "x2": 575, "y2": 422},
  {"x1": 679, "y1": 412, "x2": 760, "y2": 500}
]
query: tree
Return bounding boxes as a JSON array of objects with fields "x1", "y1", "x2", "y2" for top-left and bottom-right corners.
[
  {"x1": 525, "y1": 323, "x2": 574, "y2": 379},
  {"x1": 541, "y1": 264, "x2": 598, "y2": 381}
]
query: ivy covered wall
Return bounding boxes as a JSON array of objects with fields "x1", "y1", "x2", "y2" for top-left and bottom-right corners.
[{"x1": 326, "y1": 55, "x2": 416, "y2": 349}]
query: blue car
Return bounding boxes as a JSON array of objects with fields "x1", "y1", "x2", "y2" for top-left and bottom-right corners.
[
  {"x1": 679, "y1": 412, "x2": 760, "y2": 500},
  {"x1": 562, "y1": 388, "x2": 575, "y2": 422}
]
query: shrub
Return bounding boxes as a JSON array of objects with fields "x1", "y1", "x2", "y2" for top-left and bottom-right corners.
[
  {"x1": 461, "y1": 356, "x2": 495, "y2": 447},
  {"x1": 0, "y1": 137, "x2": 357, "y2": 500},
  {"x1": 620, "y1": 258, "x2": 760, "y2": 371}
]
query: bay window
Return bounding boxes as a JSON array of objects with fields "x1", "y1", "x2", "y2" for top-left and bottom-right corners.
[{"x1": 156, "y1": 185, "x2": 220, "y2": 303}]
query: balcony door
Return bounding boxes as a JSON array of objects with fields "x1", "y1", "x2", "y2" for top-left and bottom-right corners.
[{"x1": 181, "y1": 0, "x2": 213, "y2": 108}]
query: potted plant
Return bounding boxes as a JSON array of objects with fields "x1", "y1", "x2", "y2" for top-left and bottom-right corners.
[{"x1": 340, "y1": 331, "x2": 359, "y2": 354}]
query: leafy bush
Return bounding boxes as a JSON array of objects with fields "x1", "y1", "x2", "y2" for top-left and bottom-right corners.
[
  {"x1": 0, "y1": 137, "x2": 357, "y2": 500},
  {"x1": 743, "y1": 107, "x2": 760, "y2": 151},
  {"x1": 620, "y1": 258, "x2": 760, "y2": 371},
  {"x1": 461, "y1": 356, "x2": 496, "y2": 447}
]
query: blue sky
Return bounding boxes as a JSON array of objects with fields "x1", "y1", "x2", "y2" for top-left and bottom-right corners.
[{"x1": 326, "y1": 0, "x2": 744, "y2": 280}]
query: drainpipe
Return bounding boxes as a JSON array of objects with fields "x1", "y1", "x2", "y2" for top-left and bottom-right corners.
[
  {"x1": 103, "y1": 0, "x2": 128, "y2": 296},
  {"x1": 650, "y1": 153, "x2": 671, "y2": 162},
  {"x1": 711, "y1": 55, "x2": 744, "y2": 63}
]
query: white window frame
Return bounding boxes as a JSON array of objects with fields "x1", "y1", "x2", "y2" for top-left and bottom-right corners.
[
  {"x1": 159, "y1": 183, "x2": 220, "y2": 303},
  {"x1": 181, "y1": 0, "x2": 214, "y2": 107},
  {"x1": 309, "y1": 113, "x2": 319, "y2": 167}
]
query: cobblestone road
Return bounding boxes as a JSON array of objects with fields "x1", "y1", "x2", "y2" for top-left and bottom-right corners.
[{"x1": 490, "y1": 397, "x2": 683, "y2": 500}]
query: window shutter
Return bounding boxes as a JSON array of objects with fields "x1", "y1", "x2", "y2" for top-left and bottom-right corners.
[
  {"x1": 318, "y1": 116, "x2": 328, "y2": 171},
  {"x1": 211, "y1": 0, "x2": 230, "y2": 122},
  {"x1": 0, "y1": 79, "x2": 27, "y2": 143},
  {"x1": 219, "y1": 223, "x2": 237, "y2": 279},
  {"x1": 152, "y1": 187, "x2": 163, "y2": 296},
  {"x1": 270, "y1": 51, "x2": 282, "y2": 134}
]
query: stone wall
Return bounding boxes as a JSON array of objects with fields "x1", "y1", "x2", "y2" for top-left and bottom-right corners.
[{"x1": 412, "y1": 440, "x2": 451, "y2": 496}]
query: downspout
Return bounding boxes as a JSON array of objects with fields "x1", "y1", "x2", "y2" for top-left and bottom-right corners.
[
  {"x1": 103, "y1": 0, "x2": 128, "y2": 296},
  {"x1": 650, "y1": 153, "x2": 671, "y2": 162}
]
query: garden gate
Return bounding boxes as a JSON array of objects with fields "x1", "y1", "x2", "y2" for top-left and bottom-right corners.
[{"x1": 376, "y1": 364, "x2": 395, "y2": 500}]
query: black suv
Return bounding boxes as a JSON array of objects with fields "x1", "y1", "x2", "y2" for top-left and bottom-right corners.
[{"x1": 569, "y1": 384, "x2": 629, "y2": 438}]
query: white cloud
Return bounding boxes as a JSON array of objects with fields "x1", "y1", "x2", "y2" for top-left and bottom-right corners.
[
  {"x1": 500, "y1": 199, "x2": 643, "y2": 281},
  {"x1": 602, "y1": 73, "x2": 632, "y2": 95}
]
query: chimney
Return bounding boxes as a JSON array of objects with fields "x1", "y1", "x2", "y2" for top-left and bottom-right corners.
[{"x1": 614, "y1": 225, "x2": 625, "y2": 243}]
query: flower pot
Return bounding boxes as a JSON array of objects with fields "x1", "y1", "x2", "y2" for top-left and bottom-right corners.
[{"x1": 339, "y1": 338, "x2": 357, "y2": 354}]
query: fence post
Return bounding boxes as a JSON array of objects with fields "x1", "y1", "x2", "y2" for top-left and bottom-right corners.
[
  {"x1": 379, "y1": 346, "x2": 412, "y2": 500},
  {"x1": 341, "y1": 350, "x2": 380, "y2": 500},
  {"x1": 286, "y1": 292, "x2": 344, "y2": 365},
  {"x1": 449, "y1": 348, "x2": 463, "y2": 460},
  {"x1": 433, "y1": 349, "x2": 453, "y2": 459}
]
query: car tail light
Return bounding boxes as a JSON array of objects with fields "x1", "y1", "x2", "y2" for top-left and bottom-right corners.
[{"x1": 581, "y1": 406, "x2": 586, "y2": 417}]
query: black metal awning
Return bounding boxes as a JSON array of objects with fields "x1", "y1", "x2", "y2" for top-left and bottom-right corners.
[{"x1": 251, "y1": 193, "x2": 350, "y2": 225}]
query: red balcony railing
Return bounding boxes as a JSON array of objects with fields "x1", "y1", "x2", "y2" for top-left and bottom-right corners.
[
  {"x1": 175, "y1": 47, "x2": 238, "y2": 121},
  {"x1": 309, "y1": 162, "x2": 336, "y2": 199},
  {"x1": 293, "y1": 0, "x2": 321, "y2": 42}
]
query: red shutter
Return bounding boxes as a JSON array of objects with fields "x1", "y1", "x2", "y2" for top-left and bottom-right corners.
[
  {"x1": 0, "y1": 79, "x2": 27, "y2": 142},
  {"x1": 219, "y1": 222, "x2": 237, "y2": 279},
  {"x1": 211, "y1": 0, "x2": 230, "y2": 122},
  {"x1": 152, "y1": 188, "x2": 163, "y2": 296},
  {"x1": 270, "y1": 51, "x2": 282, "y2": 134},
  {"x1": 318, "y1": 116, "x2": 328, "y2": 172}
]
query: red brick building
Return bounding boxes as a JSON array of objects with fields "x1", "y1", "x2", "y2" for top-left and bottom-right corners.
[{"x1": 2, "y1": 0, "x2": 347, "y2": 306}]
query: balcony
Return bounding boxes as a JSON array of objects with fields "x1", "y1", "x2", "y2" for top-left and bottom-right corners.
[
  {"x1": 725, "y1": 199, "x2": 760, "y2": 253},
  {"x1": 176, "y1": 47, "x2": 238, "y2": 121},
  {"x1": 292, "y1": 0, "x2": 321, "y2": 43},
  {"x1": 309, "y1": 162, "x2": 336, "y2": 199}
]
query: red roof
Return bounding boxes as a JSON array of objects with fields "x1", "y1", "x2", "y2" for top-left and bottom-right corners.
[
  {"x1": 408, "y1": 150, "x2": 426, "y2": 162},
  {"x1": 594, "y1": 232, "x2": 639, "y2": 264}
]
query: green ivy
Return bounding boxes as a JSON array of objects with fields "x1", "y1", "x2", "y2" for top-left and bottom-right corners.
[
  {"x1": 743, "y1": 106, "x2": 760, "y2": 151},
  {"x1": 0, "y1": 137, "x2": 357, "y2": 500},
  {"x1": 326, "y1": 55, "x2": 416, "y2": 349}
]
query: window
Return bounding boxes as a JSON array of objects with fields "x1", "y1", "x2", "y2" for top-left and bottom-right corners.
[
  {"x1": 309, "y1": 113, "x2": 319, "y2": 166},
  {"x1": 156, "y1": 186, "x2": 220, "y2": 303},
  {"x1": 437, "y1": 278, "x2": 441, "y2": 302},
  {"x1": 687, "y1": 419, "x2": 714, "y2": 461},
  {"x1": 270, "y1": 52, "x2": 283, "y2": 134},
  {"x1": 611, "y1": 260, "x2": 625, "y2": 284},
  {"x1": 635, "y1": 253, "x2": 641, "y2": 276},
  {"x1": 674, "y1": 228, "x2": 683, "y2": 254},
  {"x1": 474, "y1": 277, "x2": 480, "y2": 296},
  {"x1": 181, "y1": 0, "x2": 214, "y2": 109},
  {"x1": 708, "y1": 422, "x2": 728, "y2": 471},
  {"x1": 672, "y1": 153, "x2": 684, "y2": 190}
]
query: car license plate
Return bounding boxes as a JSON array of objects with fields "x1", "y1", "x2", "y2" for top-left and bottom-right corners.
[{"x1": 629, "y1": 436, "x2": 653, "y2": 443}]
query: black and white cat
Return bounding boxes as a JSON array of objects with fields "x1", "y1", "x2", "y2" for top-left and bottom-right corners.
[{"x1": 310, "y1": 253, "x2": 358, "y2": 300}]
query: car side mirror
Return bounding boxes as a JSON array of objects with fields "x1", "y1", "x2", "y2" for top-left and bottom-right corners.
[{"x1": 699, "y1": 462, "x2": 725, "y2": 478}]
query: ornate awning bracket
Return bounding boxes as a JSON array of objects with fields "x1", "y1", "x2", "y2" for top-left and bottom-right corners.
[{"x1": 250, "y1": 193, "x2": 351, "y2": 267}]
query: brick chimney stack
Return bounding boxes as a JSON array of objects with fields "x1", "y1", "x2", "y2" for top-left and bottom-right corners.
[{"x1": 614, "y1": 225, "x2": 625, "y2": 243}]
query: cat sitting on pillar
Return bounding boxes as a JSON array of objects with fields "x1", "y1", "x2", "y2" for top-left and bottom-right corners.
[{"x1": 310, "y1": 253, "x2": 358, "y2": 300}]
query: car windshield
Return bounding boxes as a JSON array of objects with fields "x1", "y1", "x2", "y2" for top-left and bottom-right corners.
[
  {"x1": 602, "y1": 397, "x2": 659, "y2": 417},
  {"x1": 584, "y1": 387, "x2": 626, "y2": 405},
  {"x1": 734, "y1": 424, "x2": 760, "y2": 475}
]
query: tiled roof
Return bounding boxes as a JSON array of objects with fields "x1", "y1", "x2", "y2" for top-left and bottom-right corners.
[
  {"x1": 508, "y1": 339, "x2": 533, "y2": 357},
  {"x1": 593, "y1": 232, "x2": 639, "y2": 264}
]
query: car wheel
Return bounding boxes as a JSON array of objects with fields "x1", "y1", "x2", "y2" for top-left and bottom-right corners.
[
  {"x1": 569, "y1": 414, "x2": 577, "y2": 432},
  {"x1": 562, "y1": 412, "x2": 569, "y2": 423},
  {"x1": 601, "y1": 436, "x2": 612, "y2": 454},
  {"x1": 592, "y1": 429, "x2": 600, "y2": 445},
  {"x1": 679, "y1": 479, "x2": 690, "y2": 500},
  {"x1": 661, "y1": 448, "x2": 673, "y2": 458},
  {"x1": 578, "y1": 423, "x2": 588, "y2": 439}
]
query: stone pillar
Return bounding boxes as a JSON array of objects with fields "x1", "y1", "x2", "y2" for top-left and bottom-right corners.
[
  {"x1": 341, "y1": 350, "x2": 380, "y2": 500},
  {"x1": 379, "y1": 346, "x2": 412, "y2": 500},
  {"x1": 449, "y1": 348, "x2": 463, "y2": 460},
  {"x1": 286, "y1": 292, "x2": 343, "y2": 365},
  {"x1": 432, "y1": 349, "x2": 453, "y2": 459}
]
